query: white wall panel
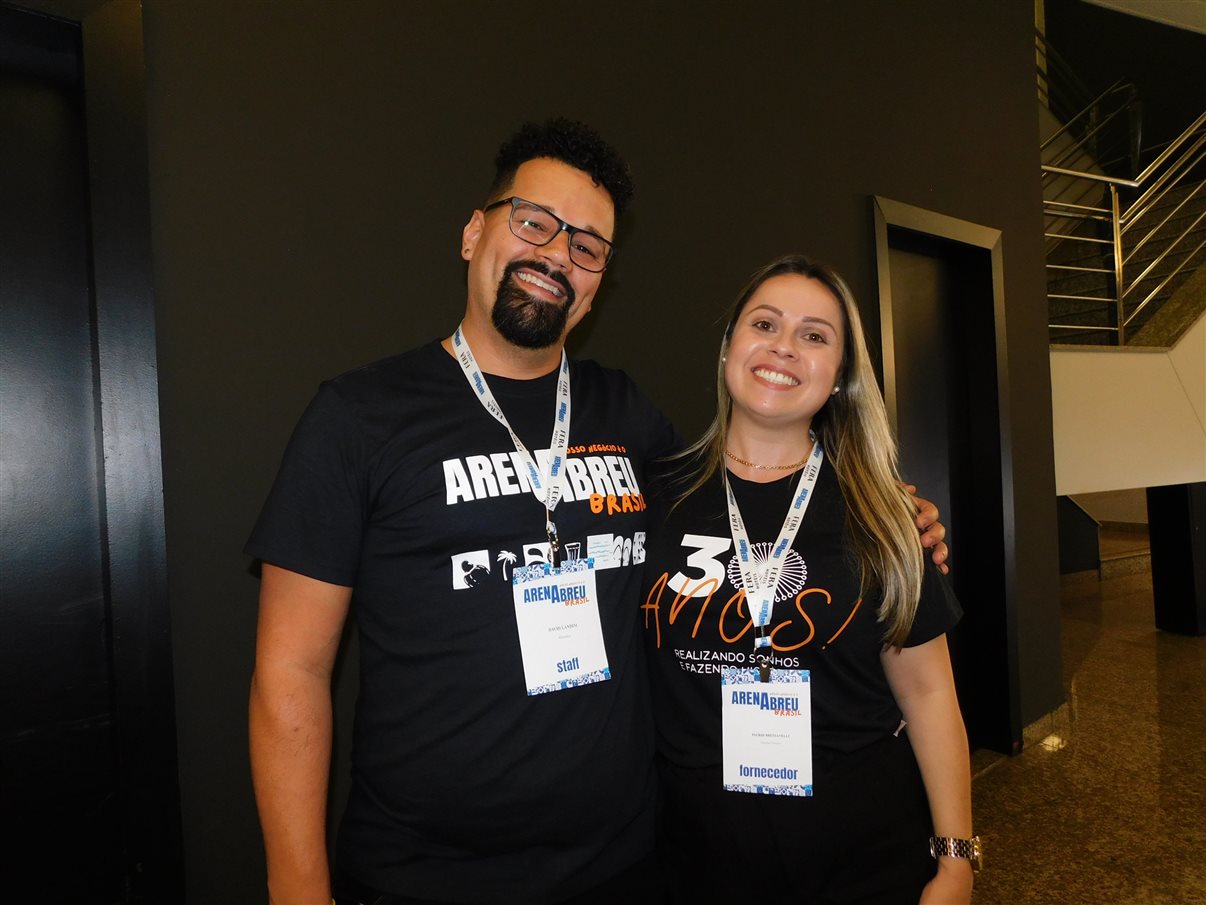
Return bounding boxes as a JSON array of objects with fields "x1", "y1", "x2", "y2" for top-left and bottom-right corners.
[{"x1": 1051, "y1": 314, "x2": 1206, "y2": 494}]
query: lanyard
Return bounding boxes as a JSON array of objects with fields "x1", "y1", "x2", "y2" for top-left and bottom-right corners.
[
  {"x1": 452, "y1": 324, "x2": 572, "y2": 566},
  {"x1": 723, "y1": 438, "x2": 824, "y2": 680}
]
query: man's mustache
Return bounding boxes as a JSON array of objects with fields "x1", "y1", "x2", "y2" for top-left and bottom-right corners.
[{"x1": 503, "y1": 260, "x2": 575, "y2": 306}]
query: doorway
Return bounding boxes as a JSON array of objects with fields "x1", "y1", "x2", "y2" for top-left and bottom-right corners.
[
  {"x1": 0, "y1": 3, "x2": 181, "y2": 900},
  {"x1": 873, "y1": 197, "x2": 1022, "y2": 755}
]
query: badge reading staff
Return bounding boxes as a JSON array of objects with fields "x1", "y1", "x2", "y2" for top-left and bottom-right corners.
[{"x1": 511, "y1": 559, "x2": 610, "y2": 695}]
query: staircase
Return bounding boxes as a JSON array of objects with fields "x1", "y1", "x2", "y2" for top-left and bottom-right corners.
[
  {"x1": 1045, "y1": 175, "x2": 1206, "y2": 344},
  {"x1": 1124, "y1": 179, "x2": 1206, "y2": 342},
  {"x1": 1057, "y1": 495, "x2": 1152, "y2": 581},
  {"x1": 1038, "y1": 31, "x2": 1206, "y2": 346}
]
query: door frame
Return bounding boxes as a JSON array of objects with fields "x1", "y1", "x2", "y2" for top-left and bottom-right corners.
[
  {"x1": 872, "y1": 195, "x2": 1023, "y2": 753},
  {"x1": 4, "y1": 0, "x2": 183, "y2": 896}
]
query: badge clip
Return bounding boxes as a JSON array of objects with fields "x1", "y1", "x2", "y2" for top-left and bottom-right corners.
[
  {"x1": 757, "y1": 655, "x2": 771, "y2": 683},
  {"x1": 546, "y1": 517, "x2": 560, "y2": 569},
  {"x1": 753, "y1": 625, "x2": 772, "y2": 682}
]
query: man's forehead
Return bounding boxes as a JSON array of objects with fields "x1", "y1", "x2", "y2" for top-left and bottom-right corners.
[{"x1": 508, "y1": 159, "x2": 616, "y2": 235}]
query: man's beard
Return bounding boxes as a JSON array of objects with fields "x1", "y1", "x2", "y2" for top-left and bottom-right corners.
[{"x1": 491, "y1": 260, "x2": 576, "y2": 349}]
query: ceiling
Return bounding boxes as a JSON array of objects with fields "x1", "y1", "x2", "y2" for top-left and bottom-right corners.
[{"x1": 1082, "y1": 0, "x2": 1206, "y2": 35}]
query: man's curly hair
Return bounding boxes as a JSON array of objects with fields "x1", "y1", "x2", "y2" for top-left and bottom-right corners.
[{"x1": 488, "y1": 118, "x2": 635, "y2": 217}]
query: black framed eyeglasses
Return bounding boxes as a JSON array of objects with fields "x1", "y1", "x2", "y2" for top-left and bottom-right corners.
[{"x1": 484, "y1": 196, "x2": 615, "y2": 273}]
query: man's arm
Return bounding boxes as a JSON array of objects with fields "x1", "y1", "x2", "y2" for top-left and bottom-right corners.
[
  {"x1": 249, "y1": 564, "x2": 353, "y2": 905},
  {"x1": 882, "y1": 635, "x2": 973, "y2": 905},
  {"x1": 904, "y1": 485, "x2": 949, "y2": 574}
]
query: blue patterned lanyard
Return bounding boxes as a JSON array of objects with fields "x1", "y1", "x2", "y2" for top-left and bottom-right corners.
[
  {"x1": 723, "y1": 439, "x2": 824, "y2": 679},
  {"x1": 452, "y1": 324, "x2": 572, "y2": 566}
]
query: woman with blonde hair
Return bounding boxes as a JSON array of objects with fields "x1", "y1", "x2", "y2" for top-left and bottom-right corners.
[{"x1": 643, "y1": 254, "x2": 976, "y2": 904}]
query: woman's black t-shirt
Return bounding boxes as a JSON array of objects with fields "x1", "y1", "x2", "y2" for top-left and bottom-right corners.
[{"x1": 642, "y1": 459, "x2": 961, "y2": 769}]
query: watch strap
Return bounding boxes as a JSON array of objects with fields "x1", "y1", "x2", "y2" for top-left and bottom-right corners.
[{"x1": 929, "y1": 835, "x2": 983, "y2": 872}]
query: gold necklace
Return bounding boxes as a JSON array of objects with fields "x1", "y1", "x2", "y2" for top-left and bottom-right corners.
[{"x1": 725, "y1": 449, "x2": 811, "y2": 471}]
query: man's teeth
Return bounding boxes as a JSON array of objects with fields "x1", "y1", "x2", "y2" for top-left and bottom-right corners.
[
  {"x1": 753, "y1": 368, "x2": 799, "y2": 386},
  {"x1": 516, "y1": 272, "x2": 562, "y2": 296}
]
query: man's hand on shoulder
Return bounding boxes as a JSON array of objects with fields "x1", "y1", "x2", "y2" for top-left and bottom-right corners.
[{"x1": 902, "y1": 484, "x2": 949, "y2": 575}]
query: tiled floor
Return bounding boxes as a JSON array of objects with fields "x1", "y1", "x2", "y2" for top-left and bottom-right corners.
[
  {"x1": 1098, "y1": 525, "x2": 1153, "y2": 580},
  {"x1": 970, "y1": 568, "x2": 1206, "y2": 904}
]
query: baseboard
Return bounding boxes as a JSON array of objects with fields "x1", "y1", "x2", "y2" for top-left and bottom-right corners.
[
  {"x1": 1099, "y1": 520, "x2": 1149, "y2": 533},
  {"x1": 1022, "y1": 700, "x2": 1073, "y2": 752}
]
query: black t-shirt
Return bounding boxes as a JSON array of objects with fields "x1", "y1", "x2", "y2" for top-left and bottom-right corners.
[
  {"x1": 642, "y1": 459, "x2": 961, "y2": 771},
  {"x1": 247, "y1": 340, "x2": 679, "y2": 903}
]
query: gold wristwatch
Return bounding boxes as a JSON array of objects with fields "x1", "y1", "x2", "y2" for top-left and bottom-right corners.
[{"x1": 929, "y1": 835, "x2": 984, "y2": 872}]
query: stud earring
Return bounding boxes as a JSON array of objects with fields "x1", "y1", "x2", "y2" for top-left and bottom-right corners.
[{"x1": 831, "y1": 386, "x2": 840, "y2": 395}]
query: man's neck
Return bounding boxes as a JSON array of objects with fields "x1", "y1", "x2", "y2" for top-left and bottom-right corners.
[{"x1": 441, "y1": 322, "x2": 563, "y2": 379}]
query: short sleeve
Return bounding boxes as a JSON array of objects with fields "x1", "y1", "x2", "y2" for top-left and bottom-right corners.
[
  {"x1": 903, "y1": 558, "x2": 962, "y2": 647},
  {"x1": 244, "y1": 383, "x2": 370, "y2": 587}
]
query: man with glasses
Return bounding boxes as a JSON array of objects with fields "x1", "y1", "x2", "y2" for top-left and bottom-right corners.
[
  {"x1": 248, "y1": 119, "x2": 678, "y2": 905},
  {"x1": 247, "y1": 118, "x2": 947, "y2": 905}
]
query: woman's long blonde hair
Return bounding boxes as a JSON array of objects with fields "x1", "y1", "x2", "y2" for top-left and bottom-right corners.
[{"x1": 675, "y1": 254, "x2": 923, "y2": 647}]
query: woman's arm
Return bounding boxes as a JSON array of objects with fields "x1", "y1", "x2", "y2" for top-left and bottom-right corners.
[{"x1": 882, "y1": 634, "x2": 974, "y2": 905}]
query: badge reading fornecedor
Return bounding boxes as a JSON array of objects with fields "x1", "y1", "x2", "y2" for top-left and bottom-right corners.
[
  {"x1": 512, "y1": 558, "x2": 610, "y2": 695},
  {"x1": 720, "y1": 666, "x2": 812, "y2": 795}
]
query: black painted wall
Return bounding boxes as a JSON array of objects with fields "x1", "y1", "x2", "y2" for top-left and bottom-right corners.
[{"x1": 141, "y1": 2, "x2": 1062, "y2": 901}]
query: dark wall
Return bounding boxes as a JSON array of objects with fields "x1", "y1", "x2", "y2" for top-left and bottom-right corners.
[{"x1": 141, "y1": 2, "x2": 1062, "y2": 900}]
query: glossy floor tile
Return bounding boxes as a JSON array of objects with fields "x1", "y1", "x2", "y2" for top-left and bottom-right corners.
[{"x1": 971, "y1": 570, "x2": 1206, "y2": 904}]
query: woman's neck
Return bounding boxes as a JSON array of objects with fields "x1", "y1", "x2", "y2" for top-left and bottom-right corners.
[{"x1": 725, "y1": 416, "x2": 814, "y2": 484}]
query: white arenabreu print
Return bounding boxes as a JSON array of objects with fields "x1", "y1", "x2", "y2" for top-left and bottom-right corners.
[
  {"x1": 726, "y1": 541, "x2": 807, "y2": 602},
  {"x1": 668, "y1": 534, "x2": 808, "y2": 602},
  {"x1": 450, "y1": 531, "x2": 646, "y2": 590},
  {"x1": 667, "y1": 533, "x2": 732, "y2": 596},
  {"x1": 443, "y1": 450, "x2": 642, "y2": 505}
]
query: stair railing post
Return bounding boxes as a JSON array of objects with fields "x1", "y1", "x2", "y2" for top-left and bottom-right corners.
[
  {"x1": 1111, "y1": 184, "x2": 1125, "y2": 344},
  {"x1": 1128, "y1": 94, "x2": 1143, "y2": 180}
]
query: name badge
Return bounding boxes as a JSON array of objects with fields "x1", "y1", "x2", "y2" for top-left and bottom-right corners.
[
  {"x1": 720, "y1": 667, "x2": 812, "y2": 795},
  {"x1": 512, "y1": 559, "x2": 610, "y2": 695}
]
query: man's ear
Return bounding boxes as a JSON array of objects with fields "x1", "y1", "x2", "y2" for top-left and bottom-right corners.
[{"x1": 461, "y1": 210, "x2": 485, "y2": 261}]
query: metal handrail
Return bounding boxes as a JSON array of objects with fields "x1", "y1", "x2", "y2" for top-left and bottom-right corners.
[
  {"x1": 1122, "y1": 139, "x2": 1206, "y2": 230},
  {"x1": 1131, "y1": 113, "x2": 1205, "y2": 185},
  {"x1": 1041, "y1": 165, "x2": 1136, "y2": 186},
  {"x1": 1040, "y1": 75, "x2": 1141, "y2": 179},
  {"x1": 1046, "y1": 199, "x2": 1111, "y2": 214},
  {"x1": 1050, "y1": 293, "x2": 1117, "y2": 302},
  {"x1": 1123, "y1": 177, "x2": 1205, "y2": 262},
  {"x1": 1041, "y1": 111, "x2": 1206, "y2": 189},
  {"x1": 1124, "y1": 231, "x2": 1206, "y2": 327},
  {"x1": 1040, "y1": 81, "x2": 1134, "y2": 152},
  {"x1": 1044, "y1": 109, "x2": 1206, "y2": 344},
  {"x1": 1049, "y1": 323, "x2": 1121, "y2": 334},
  {"x1": 1049, "y1": 264, "x2": 1113, "y2": 273},
  {"x1": 1123, "y1": 208, "x2": 1206, "y2": 298},
  {"x1": 1051, "y1": 92, "x2": 1136, "y2": 163},
  {"x1": 1044, "y1": 231, "x2": 1113, "y2": 244}
]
